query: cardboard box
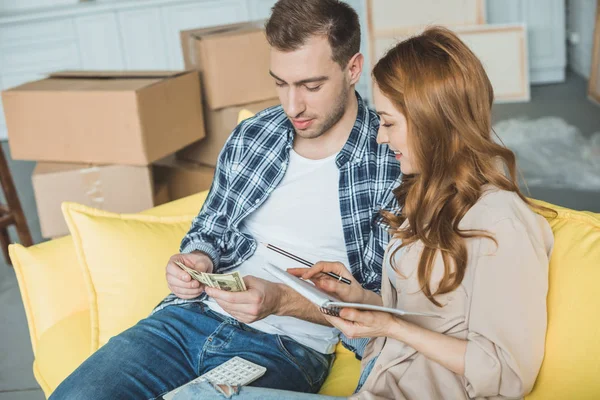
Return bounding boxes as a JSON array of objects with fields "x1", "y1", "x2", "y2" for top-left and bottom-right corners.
[
  {"x1": 181, "y1": 21, "x2": 276, "y2": 109},
  {"x1": 32, "y1": 162, "x2": 170, "y2": 238},
  {"x1": 154, "y1": 156, "x2": 215, "y2": 201},
  {"x1": 176, "y1": 98, "x2": 280, "y2": 167},
  {"x1": 2, "y1": 70, "x2": 205, "y2": 166}
]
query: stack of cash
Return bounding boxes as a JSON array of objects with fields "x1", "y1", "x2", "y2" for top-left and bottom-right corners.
[{"x1": 174, "y1": 261, "x2": 247, "y2": 292}]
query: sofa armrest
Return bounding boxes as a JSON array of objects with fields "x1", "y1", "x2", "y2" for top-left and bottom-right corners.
[
  {"x1": 10, "y1": 237, "x2": 89, "y2": 355},
  {"x1": 140, "y1": 191, "x2": 208, "y2": 217}
]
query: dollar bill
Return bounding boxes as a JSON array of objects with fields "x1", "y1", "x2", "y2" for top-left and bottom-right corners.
[
  {"x1": 206, "y1": 272, "x2": 247, "y2": 292},
  {"x1": 174, "y1": 261, "x2": 247, "y2": 292},
  {"x1": 174, "y1": 261, "x2": 213, "y2": 287}
]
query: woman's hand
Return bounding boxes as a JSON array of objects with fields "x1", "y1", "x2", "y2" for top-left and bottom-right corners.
[
  {"x1": 288, "y1": 261, "x2": 373, "y2": 304},
  {"x1": 331, "y1": 308, "x2": 468, "y2": 376},
  {"x1": 325, "y1": 308, "x2": 401, "y2": 339}
]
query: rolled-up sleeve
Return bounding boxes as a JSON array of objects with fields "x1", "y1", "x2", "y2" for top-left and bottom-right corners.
[
  {"x1": 179, "y1": 128, "x2": 234, "y2": 269},
  {"x1": 464, "y1": 218, "x2": 551, "y2": 398}
]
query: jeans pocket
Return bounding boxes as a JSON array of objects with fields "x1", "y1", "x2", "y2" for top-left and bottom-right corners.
[{"x1": 275, "y1": 335, "x2": 332, "y2": 391}]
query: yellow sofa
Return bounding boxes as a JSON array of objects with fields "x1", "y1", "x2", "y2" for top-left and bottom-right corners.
[{"x1": 9, "y1": 191, "x2": 600, "y2": 399}]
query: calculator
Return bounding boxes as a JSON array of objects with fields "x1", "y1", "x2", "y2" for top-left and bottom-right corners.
[{"x1": 162, "y1": 357, "x2": 267, "y2": 399}]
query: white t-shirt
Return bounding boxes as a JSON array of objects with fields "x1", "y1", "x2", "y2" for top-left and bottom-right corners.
[{"x1": 204, "y1": 149, "x2": 351, "y2": 354}]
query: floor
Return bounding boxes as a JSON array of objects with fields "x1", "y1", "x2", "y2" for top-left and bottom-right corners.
[
  {"x1": 0, "y1": 71, "x2": 599, "y2": 400},
  {"x1": 492, "y1": 72, "x2": 600, "y2": 212}
]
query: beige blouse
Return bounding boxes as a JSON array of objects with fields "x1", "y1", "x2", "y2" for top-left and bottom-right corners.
[{"x1": 352, "y1": 187, "x2": 554, "y2": 400}]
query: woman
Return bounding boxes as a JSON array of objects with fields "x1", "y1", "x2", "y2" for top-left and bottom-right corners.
[{"x1": 173, "y1": 26, "x2": 554, "y2": 400}]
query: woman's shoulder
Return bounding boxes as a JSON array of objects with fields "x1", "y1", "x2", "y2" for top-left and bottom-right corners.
[
  {"x1": 462, "y1": 186, "x2": 536, "y2": 227},
  {"x1": 461, "y1": 186, "x2": 554, "y2": 253}
]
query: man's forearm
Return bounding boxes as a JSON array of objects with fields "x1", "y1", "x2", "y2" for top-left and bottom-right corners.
[{"x1": 275, "y1": 284, "x2": 332, "y2": 326}]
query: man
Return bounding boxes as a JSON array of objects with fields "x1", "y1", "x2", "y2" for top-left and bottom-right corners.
[{"x1": 50, "y1": 1, "x2": 400, "y2": 398}]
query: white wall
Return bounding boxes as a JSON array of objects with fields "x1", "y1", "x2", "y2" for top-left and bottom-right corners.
[
  {"x1": 0, "y1": 0, "x2": 80, "y2": 13},
  {"x1": 567, "y1": 0, "x2": 597, "y2": 79},
  {"x1": 486, "y1": 0, "x2": 567, "y2": 84}
]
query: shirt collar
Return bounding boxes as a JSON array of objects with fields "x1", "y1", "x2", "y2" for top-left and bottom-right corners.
[{"x1": 336, "y1": 91, "x2": 372, "y2": 168}]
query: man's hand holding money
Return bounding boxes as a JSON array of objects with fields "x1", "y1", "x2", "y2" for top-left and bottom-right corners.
[
  {"x1": 167, "y1": 253, "x2": 291, "y2": 324},
  {"x1": 205, "y1": 276, "x2": 286, "y2": 324},
  {"x1": 166, "y1": 251, "x2": 213, "y2": 299}
]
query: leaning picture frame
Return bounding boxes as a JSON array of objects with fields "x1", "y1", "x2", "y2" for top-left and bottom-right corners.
[
  {"x1": 366, "y1": 0, "x2": 486, "y2": 36},
  {"x1": 366, "y1": 0, "x2": 530, "y2": 104},
  {"x1": 366, "y1": 0, "x2": 486, "y2": 76}
]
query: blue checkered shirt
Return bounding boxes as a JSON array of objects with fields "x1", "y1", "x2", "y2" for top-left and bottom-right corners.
[{"x1": 155, "y1": 93, "x2": 401, "y2": 356}]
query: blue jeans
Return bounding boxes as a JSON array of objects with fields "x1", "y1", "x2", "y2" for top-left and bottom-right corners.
[
  {"x1": 354, "y1": 356, "x2": 377, "y2": 392},
  {"x1": 50, "y1": 302, "x2": 333, "y2": 400},
  {"x1": 172, "y1": 380, "x2": 346, "y2": 399},
  {"x1": 171, "y1": 353, "x2": 379, "y2": 399}
]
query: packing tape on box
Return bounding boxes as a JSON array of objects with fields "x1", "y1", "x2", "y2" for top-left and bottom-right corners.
[{"x1": 80, "y1": 166, "x2": 105, "y2": 208}]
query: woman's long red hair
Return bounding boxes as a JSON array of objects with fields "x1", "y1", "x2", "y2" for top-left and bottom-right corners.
[{"x1": 373, "y1": 27, "x2": 553, "y2": 306}]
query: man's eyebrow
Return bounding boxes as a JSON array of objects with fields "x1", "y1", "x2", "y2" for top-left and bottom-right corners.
[
  {"x1": 269, "y1": 71, "x2": 329, "y2": 85},
  {"x1": 269, "y1": 70, "x2": 286, "y2": 82},
  {"x1": 295, "y1": 76, "x2": 329, "y2": 85}
]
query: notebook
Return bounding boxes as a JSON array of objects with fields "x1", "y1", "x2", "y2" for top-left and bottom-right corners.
[{"x1": 262, "y1": 263, "x2": 440, "y2": 318}]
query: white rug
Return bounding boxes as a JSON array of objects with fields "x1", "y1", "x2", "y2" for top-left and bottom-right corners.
[{"x1": 493, "y1": 117, "x2": 600, "y2": 190}]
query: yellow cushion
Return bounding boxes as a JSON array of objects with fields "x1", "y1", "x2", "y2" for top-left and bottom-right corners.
[
  {"x1": 8, "y1": 193, "x2": 207, "y2": 358},
  {"x1": 238, "y1": 108, "x2": 256, "y2": 124},
  {"x1": 144, "y1": 191, "x2": 208, "y2": 217},
  {"x1": 526, "y1": 201, "x2": 600, "y2": 399},
  {"x1": 318, "y1": 344, "x2": 361, "y2": 396},
  {"x1": 9, "y1": 237, "x2": 88, "y2": 355},
  {"x1": 13, "y1": 193, "x2": 207, "y2": 397},
  {"x1": 62, "y1": 202, "x2": 196, "y2": 351},
  {"x1": 34, "y1": 310, "x2": 91, "y2": 398}
]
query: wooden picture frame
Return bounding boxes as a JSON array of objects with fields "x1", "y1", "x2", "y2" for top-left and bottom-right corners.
[
  {"x1": 366, "y1": 0, "x2": 486, "y2": 72},
  {"x1": 588, "y1": 1, "x2": 600, "y2": 105},
  {"x1": 367, "y1": 0, "x2": 485, "y2": 37},
  {"x1": 368, "y1": 17, "x2": 530, "y2": 103},
  {"x1": 456, "y1": 24, "x2": 530, "y2": 103}
]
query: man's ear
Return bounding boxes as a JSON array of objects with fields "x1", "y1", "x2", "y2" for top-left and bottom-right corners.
[{"x1": 346, "y1": 52, "x2": 364, "y2": 85}]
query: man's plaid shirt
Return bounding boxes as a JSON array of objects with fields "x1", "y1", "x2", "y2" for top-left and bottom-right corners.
[{"x1": 155, "y1": 93, "x2": 401, "y2": 353}]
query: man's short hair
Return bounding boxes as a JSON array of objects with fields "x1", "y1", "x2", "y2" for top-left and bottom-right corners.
[{"x1": 265, "y1": 0, "x2": 361, "y2": 69}]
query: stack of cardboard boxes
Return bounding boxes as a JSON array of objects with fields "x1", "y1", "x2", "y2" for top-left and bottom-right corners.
[
  {"x1": 1, "y1": 21, "x2": 279, "y2": 239},
  {"x1": 176, "y1": 21, "x2": 279, "y2": 167}
]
